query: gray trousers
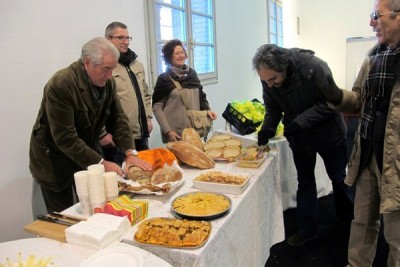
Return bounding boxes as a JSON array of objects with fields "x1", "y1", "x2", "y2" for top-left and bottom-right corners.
[{"x1": 347, "y1": 154, "x2": 400, "y2": 267}]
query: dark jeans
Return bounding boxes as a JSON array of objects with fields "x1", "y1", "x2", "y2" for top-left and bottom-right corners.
[
  {"x1": 102, "y1": 138, "x2": 149, "y2": 166},
  {"x1": 289, "y1": 139, "x2": 354, "y2": 236},
  {"x1": 40, "y1": 183, "x2": 77, "y2": 213}
]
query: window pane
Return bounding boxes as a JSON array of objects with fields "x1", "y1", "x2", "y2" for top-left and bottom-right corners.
[
  {"x1": 156, "y1": 0, "x2": 185, "y2": 8},
  {"x1": 277, "y1": 21, "x2": 283, "y2": 35},
  {"x1": 192, "y1": 14, "x2": 213, "y2": 43},
  {"x1": 191, "y1": 0, "x2": 212, "y2": 15},
  {"x1": 269, "y1": 18, "x2": 276, "y2": 34},
  {"x1": 193, "y1": 45, "x2": 215, "y2": 74},
  {"x1": 277, "y1": 36, "x2": 283, "y2": 46},
  {"x1": 269, "y1": 1, "x2": 276, "y2": 17},
  {"x1": 270, "y1": 34, "x2": 277, "y2": 44},
  {"x1": 155, "y1": 4, "x2": 187, "y2": 41},
  {"x1": 277, "y1": 5, "x2": 282, "y2": 20}
]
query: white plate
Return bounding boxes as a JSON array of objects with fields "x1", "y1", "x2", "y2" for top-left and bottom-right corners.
[{"x1": 80, "y1": 246, "x2": 144, "y2": 267}]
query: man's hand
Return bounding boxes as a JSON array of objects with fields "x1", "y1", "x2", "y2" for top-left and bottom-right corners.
[
  {"x1": 102, "y1": 160, "x2": 124, "y2": 176},
  {"x1": 125, "y1": 154, "x2": 153, "y2": 171}
]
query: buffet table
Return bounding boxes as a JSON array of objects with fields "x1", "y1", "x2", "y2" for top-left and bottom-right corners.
[
  {"x1": 216, "y1": 130, "x2": 333, "y2": 210},
  {"x1": 0, "y1": 237, "x2": 172, "y2": 267},
  {"x1": 63, "y1": 155, "x2": 284, "y2": 267}
]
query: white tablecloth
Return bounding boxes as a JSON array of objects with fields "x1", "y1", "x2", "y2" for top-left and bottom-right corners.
[
  {"x1": 216, "y1": 130, "x2": 333, "y2": 210},
  {"x1": 64, "y1": 155, "x2": 285, "y2": 267},
  {"x1": 0, "y1": 237, "x2": 172, "y2": 266},
  {"x1": 121, "y1": 156, "x2": 284, "y2": 267}
]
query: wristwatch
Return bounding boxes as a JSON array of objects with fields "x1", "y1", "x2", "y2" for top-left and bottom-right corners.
[{"x1": 125, "y1": 149, "x2": 138, "y2": 156}]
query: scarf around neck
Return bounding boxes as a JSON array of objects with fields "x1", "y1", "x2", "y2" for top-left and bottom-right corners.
[
  {"x1": 152, "y1": 65, "x2": 202, "y2": 105},
  {"x1": 360, "y1": 43, "x2": 400, "y2": 139},
  {"x1": 119, "y1": 48, "x2": 138, "y2": 66}
]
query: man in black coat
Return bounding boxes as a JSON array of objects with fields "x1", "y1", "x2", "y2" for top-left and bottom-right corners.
[{"x1": 252, "y1": 44, "x2": 354, "y2": 246}]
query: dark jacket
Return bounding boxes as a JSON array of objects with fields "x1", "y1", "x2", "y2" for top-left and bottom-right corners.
[
  {"x1": 258, "y1": 48, "x2": 346, "y2": 151},
  {"x1": 29, "y1": 60, "x2": 134, "y2": 191}
]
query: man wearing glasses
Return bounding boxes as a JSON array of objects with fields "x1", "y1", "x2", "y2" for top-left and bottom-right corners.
[
  {"x1": 320, "y1": 0, "x2": 400, "y2": 265},
  {"x1": 101, "y1": 21, "x2": 153, "y2": 164}
]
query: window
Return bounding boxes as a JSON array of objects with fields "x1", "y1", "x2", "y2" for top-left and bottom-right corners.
[
  {"x1": 268, "y1": 0, "x2": 283, "y2": 46},
  {"x1": 147, "y1": 0, "x2": 217, "y2": 85}
]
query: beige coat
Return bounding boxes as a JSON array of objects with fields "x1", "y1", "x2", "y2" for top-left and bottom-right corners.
[
  {"x1": 112, "y1": 60, "x2": 152, "y2": 139},
  {"x1": 338, "y1": 56, "x2": 400, "y2": 213}
]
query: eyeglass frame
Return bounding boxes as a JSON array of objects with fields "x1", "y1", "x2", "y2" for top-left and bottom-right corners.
[
  {"x1": 108, "y1": 36, "x2": 133, "y2": 42},
  {"x1": 370, "y1": 10, "x2": 400, "y2": 21}
]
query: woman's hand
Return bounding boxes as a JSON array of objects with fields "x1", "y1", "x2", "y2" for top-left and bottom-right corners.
[
  {"x1": 167, "y1": 131, "x2": 181, "y2": 141},
  {"x1": 207, "y1": 110, "x2": 217, "y2": 120}
]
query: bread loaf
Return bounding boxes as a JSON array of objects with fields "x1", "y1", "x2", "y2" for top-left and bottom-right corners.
[
  {"x1": 181, "y1": 128, "x2": 204, "y2": 149},
  {"x1": 202, "y1": 134, "x2": 242, "y2": 161},
  {"x1": 125, "y1": 166, "x2": 153, "y2": 184},
  {"x1": 167, "y1": 141, "x2": 215, "y2": 169},
  {"x1": 222, "y1": 147, "x2": 241, "y2": 158},
  {"x1": 150, "y1": 166, "x2": 183, "y2": 184}
]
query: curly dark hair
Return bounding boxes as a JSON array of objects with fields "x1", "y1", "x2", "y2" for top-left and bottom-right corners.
[
  {"x1": 161, "y1": 39, "x2": 187, "y2": 65},
  {"x1": 252, "y1": 44, "x2": 290, "y2": 72}
]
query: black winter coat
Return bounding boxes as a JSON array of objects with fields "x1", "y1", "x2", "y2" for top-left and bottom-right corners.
[{"x1": 258, "y1": 48, "x2": 346, "y2": 151}]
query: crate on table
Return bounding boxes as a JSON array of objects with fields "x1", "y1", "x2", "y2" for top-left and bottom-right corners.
[{"x1": 222, "y1": 99, "x2": 263, "y2": 136}]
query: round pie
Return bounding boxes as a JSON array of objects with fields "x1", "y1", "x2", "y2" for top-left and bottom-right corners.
[{"x1": 172, "y1": 192, "x2": 231, "y2": 217}]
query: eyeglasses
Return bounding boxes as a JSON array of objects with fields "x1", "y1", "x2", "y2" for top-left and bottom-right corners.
[
  {"x1": 108, "y1": 36, "x2": 132, "y2": 42},
  {"x1": 370, "y1": 10, "x2": 400, "y2": 21}
]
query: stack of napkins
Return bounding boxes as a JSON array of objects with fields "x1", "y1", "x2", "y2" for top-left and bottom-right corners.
[
  {"x1": 103, "y1": 195, "x2": 148, "y2": 225},
  {"x1": 65, "y1": 213, "x2": 131, "y2": 249}
]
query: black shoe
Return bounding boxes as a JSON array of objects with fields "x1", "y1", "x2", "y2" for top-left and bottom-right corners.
[{"x1": 287, "y1": 232, "x2": 318, "y2": 246}]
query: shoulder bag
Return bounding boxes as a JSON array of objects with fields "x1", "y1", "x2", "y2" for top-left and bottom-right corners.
[{"x1": 169, "y1": 76, "x2": 213, "y2": 138}]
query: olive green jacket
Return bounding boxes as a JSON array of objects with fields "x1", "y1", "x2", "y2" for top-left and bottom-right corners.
[{"x1": 29, "y1": 60, "x2": 134, "y2": 191}]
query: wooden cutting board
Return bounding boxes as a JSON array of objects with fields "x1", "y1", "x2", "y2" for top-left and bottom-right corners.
[{"x1": 24, "y1": 220, "x2": 68, "y2": 242}]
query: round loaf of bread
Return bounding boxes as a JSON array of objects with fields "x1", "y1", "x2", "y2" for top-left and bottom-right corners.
[
  {"x1": 150, "y1": 167, "x2": 183, "y2": 184},
  {"x1": 182, "y1": 128, "x2": 204, "y2": 149}
]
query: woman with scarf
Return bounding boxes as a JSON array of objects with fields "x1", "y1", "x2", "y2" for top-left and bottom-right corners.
[{"x1": 152, "y1": 39, "x2": 217, "y2": 143}]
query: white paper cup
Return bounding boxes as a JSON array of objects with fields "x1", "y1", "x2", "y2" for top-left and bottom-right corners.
[
  {"x1": 87, "y1": 164, "x2": 105, "y2": 173},
  {"x1": 79, "y1": 195, "x2": 92, "y2": 217},
  {"x1": 87, "y1": 168, "x2": 106, "y2": 213},
  {"x1": 74, "y1": 170, "x2": 89, "y2": 197},
  {"x1": 103, "y1": 171, "x2": 119, "y2": 201}
]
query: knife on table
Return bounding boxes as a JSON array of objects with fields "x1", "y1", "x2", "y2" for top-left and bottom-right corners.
[{"x1": 37, "y1": 214, "x2": 74, "y2": 226}]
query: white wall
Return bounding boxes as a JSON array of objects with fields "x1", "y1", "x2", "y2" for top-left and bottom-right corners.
[
  {"x1": 288, "y1": 0, "x2": 373, "y2": 88},
  {"x1": 0, "y1": 0, "x2": 149, "y2": 242},
  {"x1": 0, "y1": 0, "x2": 375, "y2": 242}
]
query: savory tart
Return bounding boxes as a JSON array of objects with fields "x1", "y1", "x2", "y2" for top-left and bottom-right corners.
[
  {"x1": 172, "y1": 192, "x2": 231, "y2": 217},
  {"x1": 134, "y1": 217, "x2": 211, "y2": 247}
]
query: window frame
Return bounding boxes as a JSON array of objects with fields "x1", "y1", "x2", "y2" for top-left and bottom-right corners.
[
  {"x1": 146, "y1": 0, "x2": 218, "y2": 87},
  {"x1": 267, "y1": 0, "x2": 283, "y2": 46}
]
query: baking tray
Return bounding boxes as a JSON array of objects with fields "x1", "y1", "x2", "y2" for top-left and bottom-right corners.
[
  {"x1": 171, "y1": 192, "x2": 231, "y2": 220},
  {"x1": 133, "y1": 217, "x2": 211, "y2": 249},
  {"x1": 193, "y1": 170, "x2": 251, "y2": 195}
]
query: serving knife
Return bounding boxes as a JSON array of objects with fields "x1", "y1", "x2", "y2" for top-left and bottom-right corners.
[{"x1": 37, "y1": 214, "x2": 74, "y2": 226}]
